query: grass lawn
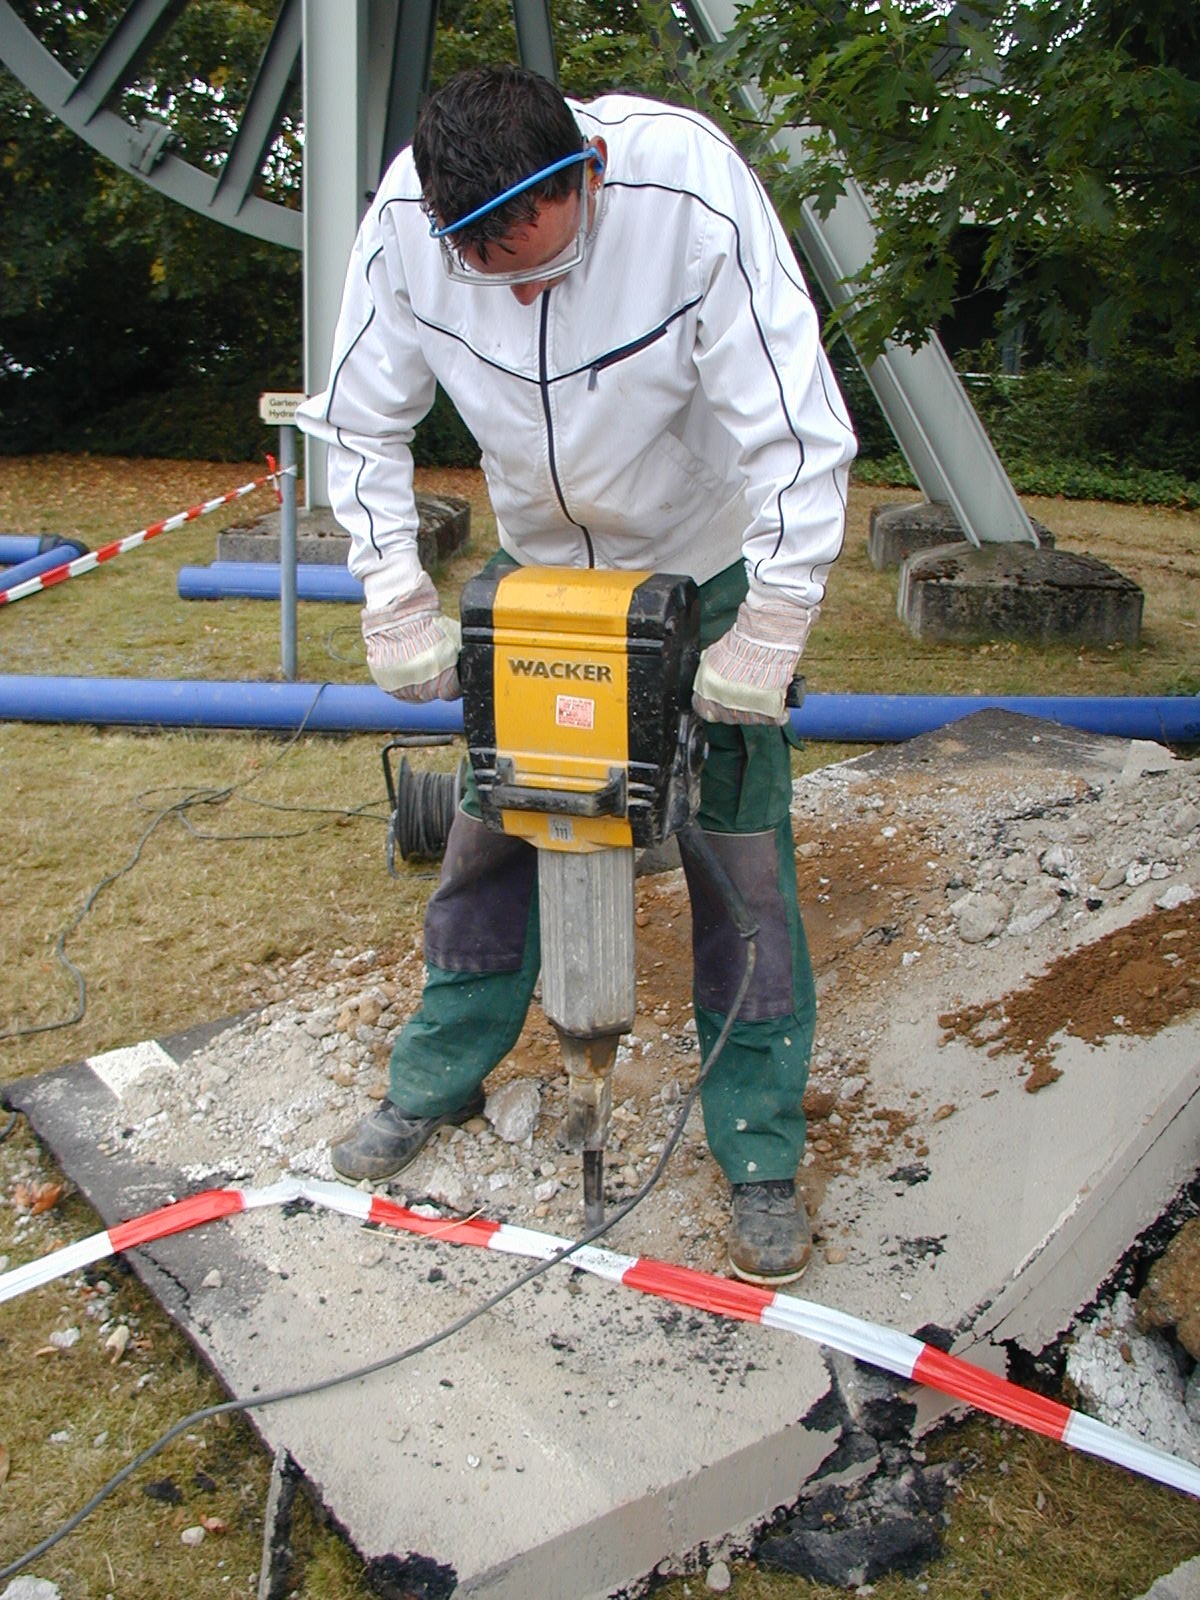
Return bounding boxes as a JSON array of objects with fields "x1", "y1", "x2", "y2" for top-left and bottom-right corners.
[{"x1": 1, "y1": 455, "x2": 1198, "y2": 1597}]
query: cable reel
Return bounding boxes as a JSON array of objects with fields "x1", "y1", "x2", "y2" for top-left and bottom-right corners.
[{"x1": 381, "y1": 740, "x2": 468, "y2": 872}]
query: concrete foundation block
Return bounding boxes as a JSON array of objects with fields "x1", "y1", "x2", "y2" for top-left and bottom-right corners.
[
  {"x1": 218, "y1": 492, "x2": 471, "y2": 572},
  {"x1": 897, "y1": 540, "x2": 1144, "y2": 646},
  {"x1": 868, "y1": 501, "x2": 1054, "y2": 570}
]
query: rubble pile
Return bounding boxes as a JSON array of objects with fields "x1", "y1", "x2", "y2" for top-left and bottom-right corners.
[{"x1": 98, "y1": 716, "x2": 1200, "y2": 1282}]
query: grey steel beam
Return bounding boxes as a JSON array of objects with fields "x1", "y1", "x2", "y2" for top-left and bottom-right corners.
[
  {"x1": 683, "y1": 0, "x2": 1036, "y2": 547},
  {"x1": 381, "y1": 0, "x2": 438, "y2": 176},
  {"x1": 0, "y1": 0, "x2": 300, "y2": 247},
  {"x1": 302, "y1": 0, "x2": 374, "y2": 506},
  {"x1": 64, "y1": 0, "x2": 186, "y2": 122},
  {"x1": 303, "y1": 0, "x2": 440, "y2": 504},
  {"x1": 212, "y1": 0, "x2": 302, "y2": 218},
  {"x1": 512, "y1": 0, "x2": 558, "y2": 83}
]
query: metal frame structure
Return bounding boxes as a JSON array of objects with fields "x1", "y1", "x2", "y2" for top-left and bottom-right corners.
[
  {"x1": 0, "y1": 0, "x2": 556, "y2": 243},
  {"x1": 0, "y1": 0, "x2": 1033, "y2": 541},
  {"x1": 0, "y1": 0, "x2": 301, "y2": 246}
]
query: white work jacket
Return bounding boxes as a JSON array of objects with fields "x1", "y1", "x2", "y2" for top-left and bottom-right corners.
[{"x1": 297, "y1": 94, "x2": 857, "y2": 613}]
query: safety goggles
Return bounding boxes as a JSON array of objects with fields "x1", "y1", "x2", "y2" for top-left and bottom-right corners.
[{"x1": 430, "y1": 147, "x2": 603, "y2": 287}]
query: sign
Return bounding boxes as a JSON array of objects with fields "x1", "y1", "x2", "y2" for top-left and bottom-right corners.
[{"x1": 258, "y1": 391, "x2": 306, "y2": 425}]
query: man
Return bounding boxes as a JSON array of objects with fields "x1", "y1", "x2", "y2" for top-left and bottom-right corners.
[{"x1": 297, "y1": 64, "x2": 856, "y2": 1285}]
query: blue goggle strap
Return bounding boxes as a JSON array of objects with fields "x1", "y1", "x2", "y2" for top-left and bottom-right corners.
[{"x1": 429, "y1": 146, "x2": 604, "y2": 239}]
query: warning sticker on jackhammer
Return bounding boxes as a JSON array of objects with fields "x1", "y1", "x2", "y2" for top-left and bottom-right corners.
[{"x1": 556, "y1": 695, "x2": 595, "y2": 730}]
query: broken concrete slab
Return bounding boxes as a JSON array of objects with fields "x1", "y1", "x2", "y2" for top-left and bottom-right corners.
[
  {"x1": 218, "y1": 496, "x2": 470, "y2": 572},
  {"x1": 7, "y1": 711, "x2": 1200, "y2": 1596},
  {"x1": 7, "y1": 1048, "x2": 838, "y2": 1599},
  {"x1": 868, "y1": 499, "x2": 1054, "y2": 570},
  {"x1": 897, "y1": 540, "x2": 1145, "y2": 645}
]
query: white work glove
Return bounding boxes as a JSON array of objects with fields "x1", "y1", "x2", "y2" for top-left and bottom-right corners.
[
  {"x1": 361, "y1": 572, "x2": 462, "y2": 702},
  {"x1": 692, "y1": 582, "x2": 816, "y2": 726}
]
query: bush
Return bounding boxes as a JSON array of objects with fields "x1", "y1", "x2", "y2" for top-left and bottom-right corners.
[
  {"x1": 4, "y1": 375, "x2": 481, "y2": 469},
  {"x1": 1003, "y1": 459, "x2": 1198, "y2": 509},
  {"x1": 66, "y1": 375, "x2": 281, "y2": 462},
  {"x1": 964, "y1": 357, "x2": 1200, "y2": 481},
  {"x1": 851, "y1": 447, "x2": 1198, "y2": 509},
  {"x1": 843, "y1": 349, "x2": 1200, "y2": 508}
]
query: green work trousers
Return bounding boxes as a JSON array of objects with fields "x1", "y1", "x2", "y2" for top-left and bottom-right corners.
[{"x1": 386, "y1": 562, "x2": 816, "y2": 1184}]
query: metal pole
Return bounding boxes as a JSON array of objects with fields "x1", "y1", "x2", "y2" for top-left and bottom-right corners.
[
  {"x1": 302, "y1": 0, "x2": 371, "y2": 509},
  {"x1": 511, "y1": 0, "x2": 558, "y2": 83},
  {"x1": 279, "y1": 423, "x2": 298, "y2": 680}
]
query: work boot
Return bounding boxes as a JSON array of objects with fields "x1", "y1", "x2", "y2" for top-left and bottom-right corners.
[
  {"x1": 329, "y1": 1089, "x2": 486, "y2": 1181},
  {"x1": 728, "y1": 1179, "x2": 812, "y2": 1286}
]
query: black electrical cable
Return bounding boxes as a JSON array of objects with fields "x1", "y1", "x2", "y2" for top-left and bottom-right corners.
[
  {"x1": 322, "y1": 621, "x2": 368, "y2": 665},
  {"x1": 172, "y1": 793, "x2": 392, "y2": 844},
  {"x1": 1, "y1": 819, "x2": 760, "y2": 1582},
  {"x1": 0, "y1": 686, "x2": 350, "y2": 1047}
]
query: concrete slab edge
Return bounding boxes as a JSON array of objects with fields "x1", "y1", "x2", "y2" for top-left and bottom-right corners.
[
  {"x1": 968, "y1": 1038, "x2": 1200, "y2": 1354},
  {"x1": 5, "y1": 1048, "x2": 866, "y2": 1597},
  {"x1": 1136, "y1": 1556, "x2": 1200, "y2": 1600}
]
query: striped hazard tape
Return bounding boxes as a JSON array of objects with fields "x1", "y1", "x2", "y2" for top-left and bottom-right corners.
[
  {"x1": 2, "y1": 1175, "x2": 1197, "y2": 1499},
  {"x1": 0, "y1": 466, "x2": 285, "y2": 606}
]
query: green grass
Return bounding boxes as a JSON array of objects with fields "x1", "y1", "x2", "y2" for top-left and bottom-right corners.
[{"x1": 1, "y1": 456, "x2": 1199, "y2": 1596}]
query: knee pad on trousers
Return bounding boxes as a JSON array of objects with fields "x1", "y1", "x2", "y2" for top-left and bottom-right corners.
[
  {"x1": 424, "y1": 809, "x2": 537, "y2": 972},
  {"x1": 679, "y1": 826, "x2": 797, "y2": 1020}
]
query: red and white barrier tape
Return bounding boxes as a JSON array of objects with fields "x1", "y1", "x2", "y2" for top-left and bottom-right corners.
[
  {"x1": 3, "y1": 1175, "x2": 1197, "y2": 1499},
  {"x1": 0, "y1": 466, "x2": 286, "y2": 607}
]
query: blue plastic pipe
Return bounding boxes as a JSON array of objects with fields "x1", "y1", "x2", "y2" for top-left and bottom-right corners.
[
  {"x1": 0, "y1": 677, "x2": 445, "y2": 733},
  {"x1": 0, "y1": 540, "x2": 89, "y2": 589},
  {"x1": 0, "y1": 676, "x2": 1197, "y2": 744},
  {"x1": 178, "y1": 562, "x2": 363, "y2": 602},
  {"x1": 0, "y1": 535, "x2": 81, "y2": 565},
  {"x1": 794, "y1": 693, "x2": 1200, "y2": 744}
]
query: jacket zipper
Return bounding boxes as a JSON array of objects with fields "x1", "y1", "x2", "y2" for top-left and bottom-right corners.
[{"x1": 539, "y1": 292, "x2": 596, "y2": 567}]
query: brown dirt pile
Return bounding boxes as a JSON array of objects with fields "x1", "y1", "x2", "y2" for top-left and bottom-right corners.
[{"x1": 938, "y1": 896, "x2": 1200, "y2": 1091}]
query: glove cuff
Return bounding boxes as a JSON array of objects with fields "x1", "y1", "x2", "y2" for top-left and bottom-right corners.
[
  {"x1": 361, "y1": 546, "x2": 425, "y2": 612},
  {"x1": 691, "y1": 586, "x2": 817, "y2": 725},
  {"x1": 739, "y1": 581, "x2": 819, "y2": 650},
  {"x1": 362, "y1": 571, "x2": 442, "y2": 636}
]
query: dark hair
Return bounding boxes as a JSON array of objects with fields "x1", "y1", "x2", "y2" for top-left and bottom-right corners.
[{"x1": 413, "y1": 65, "x2": 584, "y2": 257}]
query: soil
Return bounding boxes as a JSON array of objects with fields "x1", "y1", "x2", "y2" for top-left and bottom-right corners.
[{"x1": 938, "y1": 895, "x2": 1200, "y2": 1090}]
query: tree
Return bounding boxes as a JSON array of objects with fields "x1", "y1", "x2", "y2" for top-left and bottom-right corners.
[
  {"x1": 433, "y1": 0, "x2": 702, "y2": 103},
  {"x1": 0, "y1": 0, "x2": 301, "y2": 456},
  {"x1": 701, "y1": 0, "x2": 1200, "y2": 365}
]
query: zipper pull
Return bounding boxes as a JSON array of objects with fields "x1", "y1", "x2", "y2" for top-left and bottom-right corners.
[{"x1": 588, "y1": 366, "x2": 599, "y2": 392}]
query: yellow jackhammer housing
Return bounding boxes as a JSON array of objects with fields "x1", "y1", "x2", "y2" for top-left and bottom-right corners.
[{"x1": 459, "y1": 563, "x2": 705, "y2": 1222}]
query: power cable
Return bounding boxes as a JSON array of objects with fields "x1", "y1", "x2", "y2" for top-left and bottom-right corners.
[
  {"x1": 0, "y1": 685, "x2": 377, "y2": 1046},
  {"x1": 0, "y1": 822, "x2": 760, "y2": 1582},
  {"x1": 322, "y1": 622, "x2": 367, "y2": 665}
]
